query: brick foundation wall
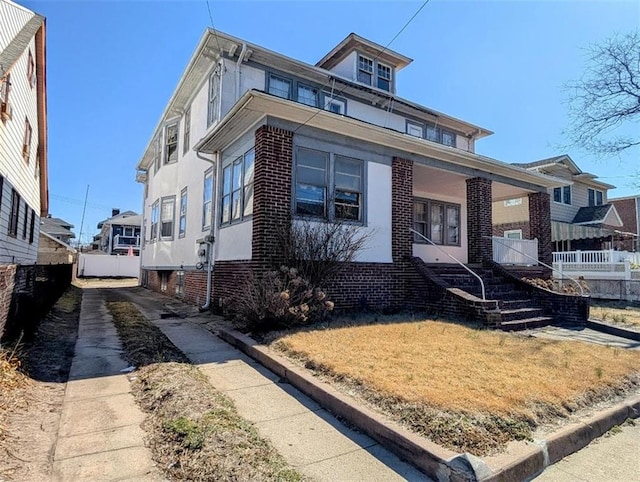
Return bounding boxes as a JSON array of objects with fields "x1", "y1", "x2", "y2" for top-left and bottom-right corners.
[
  {"x1": 211, "y1": 261, "x2": 254, "y2": 310},
  {"x1": 492, "y1": 222, "x2": 532, "y2": 239},
  {"x1": 466, "y1": 177, "x2": 493, "y2": 263},
  {"x1": 1, "y1": 264, "x2": 72, "y2": 342},
  {"x1": 252, "y1": 125, "x2": 293, "y2": 269},
  {"x1": 184, "y1": 270, "x2": 210, "y2": 306},
  {"x1": 528, "y1": 192, "x2": 552, "y2": 266}
]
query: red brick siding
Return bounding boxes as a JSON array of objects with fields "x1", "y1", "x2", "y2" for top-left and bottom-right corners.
[
  {"x1": 528, "y1": 192, "x2": 552, "y2": 266},
  {"x1": 184, "y1": 270, "x2": 209, "y2": 306},
  {"x1": 212, "y1": 260, "x2": 254, "y2": 309},
  {"x1": 611, "y1": 198, "x2": 638, "y2": 251},
  {"x1": 252, "y1": 125, "x2": 293, "y2": 268},
  {"x1": 466, "y1": 177, "x2": 493, "y2": 263},
  {"x1": 492, "y1": 222, "x2": 531, "y2": 239},
  {"x1": 391, "y1": 157, "x2": 413, "y2": 262}
]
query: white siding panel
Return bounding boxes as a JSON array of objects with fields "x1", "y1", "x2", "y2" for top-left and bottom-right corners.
[
  {"x1": 0, "y1": 0, "x2": 34, "y2": 52},
  {"x1": 329, "y1": 51, "x2": 357, "y2": 80}
]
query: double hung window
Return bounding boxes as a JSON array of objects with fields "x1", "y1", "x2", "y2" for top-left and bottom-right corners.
[
  {"x1": 202, "y1": 168, "x2": 214, "y2": 230},
  {"x1": 553, "y1": 186, "x2": 571, "y2": 205},
  {"x1": 164, "y1": 123, "x2": 178, "y2": 164},
  {"x1": 294, "y1": 147, "x2": 364, "y2": 222},
  {"x1": 207, "y1": 67, "x2": 220, "y2": 126},
  {"x1": 268, "y1": 74, "x2": 292, "y2": 99},
  {"x1": 297, "y1": 84, "x2": 318, "y2": 107},
  {"x1": 220, "y1": 148, "x2": 254, "y2": 225},
  {"x1": 588, "y1": 188, "x2": 603, "y2": 206},
  {"x1": 183, "y1": 107, "x2": 191, "y2": 154},
  {"x1": 160, "y1": 197, "x2": 175, "y2": 239},
  {"x1": 357, "y1": 55, "x2": 373, "y2": 85},
  {"x1": 413, "y1": 198, "x2": 460, "y2": 246},
  {"x1": 358, "y1": 55, "x2": 393, "y2": 92},
  {"x1": 150, "y1": 201, "x2": 159, "y2": 241},
  {"x1": 8, "y1": 189, "x2": 20, "y2": 237},
  {"x1": 179, "y1": 188, "x2": 187, "y2": 237}
]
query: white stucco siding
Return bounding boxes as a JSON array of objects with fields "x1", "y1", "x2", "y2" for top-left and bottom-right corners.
[
  {"x1": 0, "y1": 1, "x2": 35, "y2": 52},
  {"x1": 215, "y1": 222, "x2": 253, "y2": 261},
  {"x1": 329, "y1": 51, "x2": 357, "y2": 80},
  {"x1": 412, "y1": 187, "x2": 468, "y2": 264},
  {"x1": 357, "y1": 162, "x2": 392, "y2": 262}
]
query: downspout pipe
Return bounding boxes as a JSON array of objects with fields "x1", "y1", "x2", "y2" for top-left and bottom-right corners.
[
  {"x1": 235, "y1": 43, "x2": 247, "y2": 102},
  {"x1": 196, "y1": 150, "x2": 218, "y2": 311}
]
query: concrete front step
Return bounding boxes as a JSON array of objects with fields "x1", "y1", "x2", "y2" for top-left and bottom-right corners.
[
  {"x1": 500, "y1": 317, "x2": 554, "y2": 331},
  {"x1": 501, "y1": 307, "x2": 545, "y2": 322}
]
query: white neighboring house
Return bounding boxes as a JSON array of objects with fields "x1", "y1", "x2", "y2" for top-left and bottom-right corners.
[
  {"x1": 135, "y1": 29, "x2": 560, "y2": 310},
  {"x1": 0, "y1": 0, "x2": 47, "y2": 265}
]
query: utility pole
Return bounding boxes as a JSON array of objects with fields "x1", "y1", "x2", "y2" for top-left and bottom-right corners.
[{"x1": 78, "y1": 185, "x2": 89, "y2": 251}]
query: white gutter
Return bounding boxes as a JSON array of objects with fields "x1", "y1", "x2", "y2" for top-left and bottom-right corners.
[{"x1": 235, "y1": 43, "x2": 247, "y2": 102}]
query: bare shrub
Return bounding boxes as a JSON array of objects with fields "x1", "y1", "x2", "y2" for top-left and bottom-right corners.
[
  {"x1": 228, "y1": 266, "x2": 334, "y2": 331},
  {"x1": 278, "y1": 217, "x2": 372, "y2": 288}
]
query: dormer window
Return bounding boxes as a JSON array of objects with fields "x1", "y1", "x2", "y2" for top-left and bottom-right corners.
[
  {"x1": 357, "y1": 55, "x2": 373, "y2": 84},
  {"x1": 377, "y1": 63, "x2": 391, "y2": 91},
  {"x1": 357, "y1": 54, "x2": 392, "y2": 92}
]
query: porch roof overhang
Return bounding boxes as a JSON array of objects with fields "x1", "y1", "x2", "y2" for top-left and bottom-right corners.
[
  {"x1": 552, "y1": 221, "x2": 615, "y2": 242},
  {"x1": 194, "y1": 90, "x2": 562, "y2": 193}
]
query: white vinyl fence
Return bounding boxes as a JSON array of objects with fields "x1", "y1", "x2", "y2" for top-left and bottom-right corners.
[
  {"x1": 552, "y1": 250, "x2": 640, "y2": 280},
  {"x1": 78, "y1": 253, "x2": 140, "y2": 278},
  {"x1": 492, "y1": 237, "x2": 539, "y2": 265}
]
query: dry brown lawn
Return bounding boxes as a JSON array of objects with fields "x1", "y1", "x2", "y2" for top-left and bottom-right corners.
[
  {"x1": 590, "y1": 301, "x2": 640, "y2": 328},
  {"x1": 272, "y1": 319, "x2": 640, "y2": 454}
]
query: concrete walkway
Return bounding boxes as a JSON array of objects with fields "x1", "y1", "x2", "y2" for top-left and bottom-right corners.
[
  {"x1": 534, "y1": 423, "x2": 640, "y2": 481},
  {"x1": 523, "y1": 324, "x2": 640, "y2": 350},
  {"x1": 53, "y1": 288, "x2": 165, "y2": 481},
  {"x1": 116, "y1": 287, "x2": 428, "y2": 482}
]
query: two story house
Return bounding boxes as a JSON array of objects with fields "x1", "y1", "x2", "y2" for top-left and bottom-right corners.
[
  {"x1": 40, "y1": 215, "x2": 74, "y2": 244},
  {"x1": 92, "y1": 209, "x2": 142, "y2": 255},
  {"x1": 136, "y1": 29, "x2": 565, "y2": 314},
  {"x1": 0, "y1": 0, "x2": 48, "y2": 336},
  {"x1": 493, "y1": 155, "x2": 622, "y2": 252}
]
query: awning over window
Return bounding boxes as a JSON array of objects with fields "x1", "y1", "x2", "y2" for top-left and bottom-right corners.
[{"x1": 552, "y1": 221, "x2": 612, "y2": 242}]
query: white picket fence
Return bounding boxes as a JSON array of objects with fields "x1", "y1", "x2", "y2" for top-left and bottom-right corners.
[
  {"x1": 492, "y1": 237, "x2": 539, "y2": 265},
  {"x1": 78, "y1": 253, "x2": 140, "y2": 278},
  {"x1": 552, "y1": 250, "x2": 640, "y2": 280}
]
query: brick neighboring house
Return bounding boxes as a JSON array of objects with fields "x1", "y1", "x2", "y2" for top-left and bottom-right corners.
[
  {"x1": 135, "y1": 29, "x2": 572, "y2": 321},
  {"x1": 0, "y1": 0, "x2": 61, "y2": 340},
  {"x1": 494, "y1": 155, "x2": 623, "y2": 252},
  {"x1": 610, "y1": 195, "x2": 640, "y2": 252}
]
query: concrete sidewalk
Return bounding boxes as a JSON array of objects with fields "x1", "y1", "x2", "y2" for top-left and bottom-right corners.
[
  {"x1": 117, "y1": 287, "x2": 428, "y2": 482},
  {"x1": 53, "y1": 288, "x2": 165, "y2": 481}
]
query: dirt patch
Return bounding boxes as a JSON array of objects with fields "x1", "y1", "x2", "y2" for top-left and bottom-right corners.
[
  {"x1": 0, "y1": 286, "x2": 81, "y2": 481},
  {"x1": 269, "y1": 316, "x2": 640, "y2": 455},
  {"x1": 107, "y1": 301, "x2": 303, "y2": 481},
  {"x1": 590, "y1": 301, "x2": 640, "y2": 330}
]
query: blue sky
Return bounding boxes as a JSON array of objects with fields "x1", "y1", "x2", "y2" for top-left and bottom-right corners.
[{"x1": 22, "y1": 0, "x2": 640, "y2": 244}]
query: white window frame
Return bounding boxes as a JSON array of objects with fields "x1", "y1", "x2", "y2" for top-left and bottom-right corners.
[
  {"x1": 293, "y1": 147, "x2": 365, "y2": 224},
  {"x1": 202, "y1": 168, "x2": 214, "y2": 231},
  {"x1": 220, "y1": 148, "x2": 254, "y2": 226},
  {"x1": 150, "y1": 201, "x2": 159, "y2": 242},
  {"x1": 163, "y1": 122, "x2": 178, "y2": 165},
  {"x1": 268, "y1": 73, "x2": 292, "y2": 100},
  {"x1": 160, "y1": 196, "x2": 176, "y2": 240},
  {"x1": 504, "y1": 229, "x2": 523, "y2": 239},
  {"x1": 357, "y1": 55, "x2": 374, "y2": 85},
  {"x1": 503, "y1": 198, "x2": 523, "y2": 207},
  {"x1": 377, "y1": 62, "x2": 392, "y2": 91},
  {"x1": 297, "y1": 83, "x2": 318, "y2": 107},
  {"x1": 183, "y1": 107, "x2": 191, "y2": 155},
  {"x1": 406, "y1": 120, "x2": 424, "y2": 138},
  {"x1": 413, "y1": 198, "x2": 461, "y2": 246},
  {"x1": 588, "y1": 188, "x2": 604, "y2": 207},
  {"x1": 179, "y1": 187, "x2": 187, "y2": 238},
  {"x1": 357, "y1": 54, "x2": 393, "y2": 92},
  {"x1": 553, "y1": 185, "x2": 572, "y2": 205}
]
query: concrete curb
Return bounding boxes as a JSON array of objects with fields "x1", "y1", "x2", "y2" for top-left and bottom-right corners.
[
  {"x1": 586, "y1": 319, "x2": 640, "y2": 342},
  {"x1": 219, "y1": 328, "x2": 640, "y2": 482}
]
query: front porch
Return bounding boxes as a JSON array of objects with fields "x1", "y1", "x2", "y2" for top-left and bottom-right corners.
[{"x1": 410, "y1": 163, "x2": 553, "y2": 268}]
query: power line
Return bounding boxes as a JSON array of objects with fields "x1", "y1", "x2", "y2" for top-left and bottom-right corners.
[
  {"x1": 205, "y1": 0, "x2": 223, "y2": 55},
  {"x1": 292, "y1": 0, "x2": 431, "y2": 134}
]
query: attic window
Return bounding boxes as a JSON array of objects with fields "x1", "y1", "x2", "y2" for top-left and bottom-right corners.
[
  {"x1": 377, "y1": 63, "x2": 391, "y2": 91},
  {"x1": 357, "y1": 54, "x2": 393, "y2": 92},
  {"x1": 27, "y1": 51, "x2": 35, "y2": 88},
  {"x1": 357, "y1": 55, "x2": 373, "y2": 85}
]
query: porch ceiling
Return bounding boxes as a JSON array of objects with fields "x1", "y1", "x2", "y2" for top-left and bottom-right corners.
[{"x1": 194, "y1": 91, "x2": 563, "y2": 192}]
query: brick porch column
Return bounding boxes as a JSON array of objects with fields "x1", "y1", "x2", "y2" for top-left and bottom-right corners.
[
  {"x1": 528, "y1": 191, "x2": 552, "y2": 266},
  {"x1": 466, "y1": 177, "x2": 493, "y2": 264},
  {"x1": 392, "y1": 157, "x2": 413, "y2": 263},
  {"x1": 252, "y1": 125, "x2": 293, "y2": 268}
]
